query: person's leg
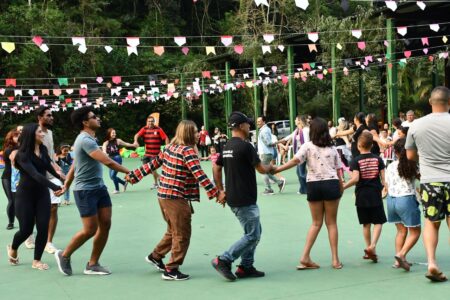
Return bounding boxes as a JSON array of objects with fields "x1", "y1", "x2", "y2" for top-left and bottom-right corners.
[
  {"x1": 394, "y1": 223, "x2": 407, "y2": 258},
  {"x1": 11, "y1": 193, "x2": 35, "y2": 258},
  {"x1": 423, "y1": 219, "x2": 441, "y2": 273},
  {"x1": 363, "y1": 224, "x2": 371, "y2": 249},
  {"x1": 299, "y1": 201, "x2": 324, "y2": 265},
  {"x1": 324, "y1": 200, "x2": 341, "y2": 268},
  {"x1": 110, "y1": 168, "x2": 120, "y2": 191},
  {"x1": 2, "y1": 179, "x2": 15, "y2": 225},
  {"x1": 62, "y1": 215, "x2": 98, "y2": 258},
  {"x1": 47, "y1": 204, "x2": 58, "y2": 244},
  {"x1": 89, "y1": 206, "x2": 112, "y2": 266},
  {"x1": 260, "y1": 154, "x2": 273, "y2": 190},
  {"x1": 237, "y1": 207, "x2": 262, "y2": 268},
  {"x1": 397, "y1": 226, "x2": 421, "y2": 259},
  {"x1": 34, "y1": 193, "x2": 51, "y2": 265},
  {"x1": 298, "y1": 162, "x2": 307, "y2": 194},
  {"x1": 152, "y1": 170, "x2": 159, "y2": 186},
  {"x1": 369, "y1": 224, "x2": 383, "y2": 253},
  {"x1": 152, "y1": 199, "x2": 173, "y2": 259}
]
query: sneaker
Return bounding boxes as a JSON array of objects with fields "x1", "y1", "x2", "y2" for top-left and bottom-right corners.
[
  {"x1": 278, "y1": 178, "x2": 286, "y2": 193},
  {"x1": 6, "y1": 223, "x2": 14, "y2": 230},
  {"x1": 123, "y1": 181, "x2": 129, "y2": 192},
  {"x1": 235, "y1": 265, "x2": 265, "y2": 278},
  {"x1": 55, "y1": 250, "x2": 72, "y2": 276},
  {"x1": 45, "y1": 242, "x2": 58, "y2": 254},
  {"x1": 84, "y1": 263, "x2": 111, "y2": 275},
  {"x1": 112, "y1": 190, "x2": 120, "y2": 194},
  {"x1": 161, "y1": 268, "x2": 190, "y2": 281},
  {"x1": 145, "y1": 254, "x2": 165, "y2": 272},
  {"x1": 211, "y1": 257, "x2": 236, "y2": 281},
  {"x1": 25, "y1": 235, "x2": 35, "y2": 249},
  {"x1": 262, "y1": 188, "x2": 275, "y2": 196}
]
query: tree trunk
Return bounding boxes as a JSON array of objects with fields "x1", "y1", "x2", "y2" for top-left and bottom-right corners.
[{"x1": 263, "y1": 84, "x2": 269, "y2": 116}]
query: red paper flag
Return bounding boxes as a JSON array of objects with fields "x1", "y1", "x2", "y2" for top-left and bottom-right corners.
[
  {"x1": 112, "y1": 76, "x2": 122, "y2": 84},
  {"x1": 202, "y1": 71, "x2": 211, "y2": 79},
  {"x1": 5, "y1": 78, "x2": 16, "y2": 87},
  {"x1": 404, "y1": 51, "x2": 411, "y2": 58}
]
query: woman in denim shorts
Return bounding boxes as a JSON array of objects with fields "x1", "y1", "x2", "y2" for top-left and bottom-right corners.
[{"x1": 385, "y1": 138, "x2": 421, "y2": 271}]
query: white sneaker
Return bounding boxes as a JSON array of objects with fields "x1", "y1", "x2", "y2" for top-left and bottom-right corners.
[
  {"x1": 25, "y1": 235, "x2": 35, "y2": 249},
  {"x1": 45, "y1": 242, "x2": 58, "y2": 254},
  {"x1": 112, "y1": 190, "x2": 120, "y2": 194}
]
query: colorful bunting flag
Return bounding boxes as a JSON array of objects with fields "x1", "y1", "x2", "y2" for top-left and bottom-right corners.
[
  {"x1": 429, "y1": 24, "x2": 440, "y2": 32},
  {"x1": 385, "y1": 1, "x2": 397, "y2": 12},
  {"x1": 234, "y1": 45, "x2": 244, "y2": 55},
  {"x1": 308, "y1": 44, "x2": 317, "y2": 53},
  {"x1": 397, "y1": 27, "x2": 407, "y2": 36},
  {"x1": 1, "y1": 42, "x2": 15, "y2": 53},
  {"x1": 254, "y1": 0, "x2": 269, "y2": 7},
  {"x1": 261, "y1": 45, "x2": 271, "y2": 54},
  {"x1": 277, "y1": 45, "x2": 285, "y2": 52},
  {"x1": 32, "y1": 36, "x2": 43, "y2": 47},
  {"x1": 154, "y1": 46, "x2": 164, "y2": 56},
  {"x1": 421, "y1": 37, "x2": 429, "y2": 46},
  {"x1": 5, "y1": 78, "x2": 16, "y2": 87},
  {"x1": 357, "y1": 41, "x2": 366, "y2": 50},
  {"x1": 58, "y1": 78, "x2": 68, "y2": 86},
  {"x1": 263, "y1": 34, "x2": 274, "y2": 43},
  {"x1": 174, "y1": 36, "x2": 187, "y2": 47},
  {"x1": 181, "y1": 47, "x2": 190, "y2": 55},
  {"x1": 351, "y1": 29, "x2": 362, "y2": 39},
  {"x1": 307, "y1": 32, "x2": 319, "y2": 43},
  {"x1": 221, "y1": 36, "x2": 233, "y2": 46},
  {"x1": 416, "y1": 1, "x2": 426, "y2": 10},
  {"x1": 206, "y1": 46, "x2": 216, "y2": 55},
  {"x1": 295, "y1": 0, "x2": 309, "y2": 10}
]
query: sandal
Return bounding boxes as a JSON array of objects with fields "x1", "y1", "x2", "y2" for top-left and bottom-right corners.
[
  {"x1": 425, "y1": 267, "x2": 448, "y2": 282},
  {"x1": 7, "y1": 244, "x2": 19, "y2": 266},
  {"x1": 394, "y1": 256, "x2": 410, "y2": 272},
  {"x1": 364, "y1": 249, "x2": 378, "y2": 263},
  {"x1": 332, "y1": 263, "x2": 344, "y2": 270},
  {"x1": 296, "y1": 261, "x2": 320, "y2": 270},
  {"x1": 32, "y1": 261, "x2": 49, "y2": 271}
]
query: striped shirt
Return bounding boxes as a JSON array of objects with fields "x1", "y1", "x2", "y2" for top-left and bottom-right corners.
[
  {"x1": 137, "y1": 126, "x2": 168, "y2": 157},
  {"x1": 129, "y1": 144, "x2": 218, "y2": 201}
]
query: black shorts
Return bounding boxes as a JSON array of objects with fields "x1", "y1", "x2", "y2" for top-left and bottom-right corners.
[
  {"x1": 356, "y1": 205, "x2": 387, "y2": 225},
  {"x1": 307, "y1": 180, "x2": 341, "y2": 202},
  {"x1": 74, "y1": 186, "x2": 112, "y2": 218}
]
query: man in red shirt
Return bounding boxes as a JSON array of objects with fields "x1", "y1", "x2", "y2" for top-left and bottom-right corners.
[{"x1": 134, "y1": 115, "x2": 170, "y2": 189}]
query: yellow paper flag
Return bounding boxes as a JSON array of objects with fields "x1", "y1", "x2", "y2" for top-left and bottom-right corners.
[
  {"x1": 1, "y1": 42, "x2": 15, "y2": 53},
  {"x1": 206, "y1": 46, "x2": 216, "y2": 55}
]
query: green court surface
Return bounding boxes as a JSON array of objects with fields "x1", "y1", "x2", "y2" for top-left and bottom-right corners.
[{"x1": 0, "y1": 159, "x2": 448, "y2": 300}]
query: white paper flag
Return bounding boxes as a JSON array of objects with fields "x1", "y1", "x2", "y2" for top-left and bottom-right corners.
[
  {"x1": 385, "y1": 1, "x2": 397, "y2": 12},
  {"x1": 430, "y1": 24, "x2": 440, "y2": 32},
  {"x1": 295, "y1": 0, "x2": 309, "y2": 10},
  {"x1": 174, "y1": 36, "x2": 186, "y2": 47}
]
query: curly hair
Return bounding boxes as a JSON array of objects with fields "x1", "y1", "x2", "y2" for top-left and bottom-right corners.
[
  {"x1": 2, "y1": 129, "x2": 19, "y2": 151},
  {"x1": 394, "y1": 138, "x2": 418, "y2": 181}
]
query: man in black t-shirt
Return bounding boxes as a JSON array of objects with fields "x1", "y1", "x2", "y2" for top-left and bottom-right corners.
[{"x1": 211, "y1": 111, "x2": 273, "y2": 281}]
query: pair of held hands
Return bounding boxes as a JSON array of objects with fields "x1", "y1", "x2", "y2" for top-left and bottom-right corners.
[{"x1": 123, "y1": 173, "x2": 227, "y2": 207}]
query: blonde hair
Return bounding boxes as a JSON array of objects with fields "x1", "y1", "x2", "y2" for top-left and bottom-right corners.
[{"x1": 170, "y1": 120, "x2": 197, "y2": 146}]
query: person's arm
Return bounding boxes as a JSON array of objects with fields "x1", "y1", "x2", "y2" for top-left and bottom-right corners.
[
  {"x1": 369, "y1": 129, "x2": 387, "y2": 148},
  {"x1": 16, "y1": 153, "x2": 62, "y2": 191},
  {"x1": 213, "y1": 164, "x2": 224, "y2": 191},
  {"x1": 133, "y1": 128, "x2": 144, "y2": 146},
  {"x1": 260, "y1": 128, "x2": 274, "y2": 146},
  {"x1": 272, "y1": 157, "x2": 300, "y2": 174},
  {"x1": 102, "y1": 141, "x2": 108, "y2": 153},
  {"x1": 343, "y1": 170, "x2": 360, "y2": 190},
  {"x1": 405, "y1": 127, "x2": 419, "y2": 162},
  {"x1": 127, "y1": 151, "x2": 163, "y2": 184},
  {"x1": 335, "y1": 127, "x2": 354, "y2": 137},
  {"x1": 159, "y1": 128, "x2": 170, "y2": 145},
  {"x1": 255, "y1": 162, "x2": 274, "y2": 174},
  {"x1": 88, "y1": 149, "x2": 129, "y2": 173},
  {"x1": 117, "y1": 138, "x2": 137, "y2": 148},
  {"x1": 64, "y1": 163, "x2": 75, "y2": 190}
]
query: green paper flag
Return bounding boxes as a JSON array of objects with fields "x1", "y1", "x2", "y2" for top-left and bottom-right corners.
[
  {"x1": 67, "y1": 103, "x2": 73, "y2": 108},
  {"x1": 59, "y1": 95, "x2": 65, "y2": 100},
  {"x1": 58, "y1": 78, "x2": 68, "y2": 86},
  {"x1": 310, "y1": 63, "x2": 316, "y2": 69}
]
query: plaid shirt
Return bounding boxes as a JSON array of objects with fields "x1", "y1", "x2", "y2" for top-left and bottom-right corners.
[{"x1": 129, "y1": 144, "x2": 218, "y2": 201}]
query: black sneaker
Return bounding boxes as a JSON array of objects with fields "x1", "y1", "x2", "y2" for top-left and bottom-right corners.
[
  {"x1": 235, "y1": 265, "x2": 265, "y2": 278},
  {"x1": 161, "y1": 268, "x2": 190, "y2": 281},
  {"x1": 211, "y1": 257, "x2": 236, "y2": 281},
  {"x1": 145, "y1": 254, "x2": 165, "y2": 272},
  {"x1": 55, "y1": 249, "x2": 72, "y2": 276},
  {"x1": 6, "y1": 223, "x2": 14, "y2": 230},
  {"x1": 262, "y1": 188, "x2": 275, "y2": 196}
]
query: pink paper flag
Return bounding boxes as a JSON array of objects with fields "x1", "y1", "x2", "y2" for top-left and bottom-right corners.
[
  {"x1": 202, "y1": 71, "x2": 211, "y2": 79},
  {"x1": 317, "y1": 74, "x2": 324, "y2": 80},
  {"x1": 357, "y1": 41, "x2": 366, "y2": 50},
  {"x1": 302, "y1": 63, "x2": 311, "y2": 71},
  {"x1": 154, "y1": 46, "x2": 165, "y2": 56},
  {"x1": 308, "y1": 44, "x2": 317, "y2": 52},
  {"x1": 234, "y1": 45, "x2": 244, "y2": 55},
  {"x1": 404, "y1": 51, "x2": 412, "y2": 58},
  {"x1": 421, "y1": 37, "x2": 429, "y2": 46},
  {"x1": 181, "y1": 47, "x2": 190, "y2": 55},
  {"x1": 423, "y1": 48, "x2": 428, "y2": 54},
  {"x1": 32, "y1": 36, "x2": 43, "y2": 47},
  {"x1": 80, "y1": 88, "x2": 88, "y2": 96},
  {"x1": 281, "y1": 75, "x2": 288, "y2": 85},
  {"x1": 96, "y1": 77, "x2": 103, "y2": 84},
  {"x1": 230, "y1": 69, "x2": 236, "y2": 77},
  {"x1": 112, "y1": 76, "x2": 122, "y2": 85},
  {"x1": 221, "y1": 36, "x2": 233, "y2": 47},
  {"x1": 39, "y1": 99, "x2": 46, "y2": 105}
]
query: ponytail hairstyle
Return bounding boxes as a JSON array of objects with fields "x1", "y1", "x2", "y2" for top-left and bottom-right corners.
[{"x1": 394, "y1": 138, "x2": 418, "y2": 181}]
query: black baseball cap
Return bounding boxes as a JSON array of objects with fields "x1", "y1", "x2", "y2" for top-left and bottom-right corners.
[{"x1": 228, "y1": 111, "x2": 253, "y2": 128}]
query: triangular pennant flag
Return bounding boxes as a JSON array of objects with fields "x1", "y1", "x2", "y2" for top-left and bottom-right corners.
[
  {"x1": 32, "y1": 36, "x2": 43, "y2": 47},
  {"x1": 263, "y1": 34, "x2": 274, "y2": 44},
  {"x1": 154, "y1": 46, "x2": 164, "y2": 56},
  {"x1": 416, "y1": 1, "x2": 426, "y2": 10},
  {"x1": 397, "y1": 27, "x2": 407, "y2": 36},
  {"x1": 181, "y1": 47, "x2": 189, "y2": 55},
  {"x1": 310, "y1": 63, "x2": 316, "y2": 69},
  {"x1": 104, "y1": 46, "x2": 113, "y2": 53},
  {"x1": 126, "y1": 37, "x2": 140, "y2": 47},
  {"x1": 429, "y1": 24, "x2": 440, "y2": 32},
  {"x1": 72, "y1": 37, "x2": 86, "y2": 46},
  {"x1": 443, "y1": 36, "x2": 448, "y2": 44},
  {"x1": 423, "y1": 48, "x2": 428, "y2": 54},
  {"x1": 79, "y1": 89, "x2": 88, "y2": 97},
  {"x1": 58, "y1": 78, "x2": 68, "y2": 86},
  {"x1": 230, "y1": 69, "x2": 236, "y2": 77},
  {"x1": 78, "y1": 45, "x2": 87, "y2": 54},
  {"x1": 53, "y1": 89, "x2": 62, "y2": 96},
  {"x1": 42, "y1": 89, "x2": 50, "y2": 96},
  {"x1": 14, "y1": 89, "x2": 22, "y2": 97},
  {"x1": 112, "y1": 76, "x2": 122, "y2": 85},
  {"x1": 308, "y1": 44, "x2": 317, "y2": 52},
  {"x1": 254, "y1": 0, "x2": 269, "y2": 7},
  {"x1": 28, "y1": 89, "x2": 35, "y2": 96},
  {"x1": 234, "y1": 45, "x2": 244, "y2": 55},
  {"x1": 277, "y1": 45, "x2": 285, "y2": 52},
  {"x1": 384, "y1": 40, "x2": 389, "y2": 47},
  {"x1": 421, "y1": 37, "x2": 429, "y2": 46},
  {"x1": 404, "y1": 50, "x2": 412, "y2": 58},
  {"x1": 221, "y1": 36, "x2": 233, "y2": 46},
  {"x1": 206, "y1": 46, "x2": 216, "y2": 55},
  {"x1": 40, "y1": 44, "x2": 49, "y2": 52},
  {"x1": 6, "y1": 78, "x2": 17, "y2": 87},
  {"x1": 439, "y1": 52, "x2": 449, "y2": 59},
  {"x1": 271, "y1": 66, "x2": 277, "y2": 73},
  {"x1": 96, "y1": 77, "x2": 104, "y2": 84},
  {"x1": 351, "y1": 29, "x2": 362, "y2": 39},
  {"x1": 357, "y1": 41, "x2": 366, "y2": 50},
  {"x1": 385, "y1": 1, "x2": 397, "y2": 11},
  {"x1": 202, "y1": 71, "x2": 211, "y2": 79},
  {"x1": 302, "y1": 63, "x2": 311, "y2": 71},
  {"x1": 174, "y1": 36, "x2": 186, "y2": 47},
  {"x1": 317, "y1": 74, "x2": 324, "y2": 80},
  {"x1": 1, "y1": 42, "x2": 15, "y2": 53},
  {"x1": 295, "y1": 0, "x2": 309, "y2": 10},
  {"x1": 127, "y1": 46, "x2": 138, "y2": 56},
  {"x1": 336, "y1": 43, "x2": 343, "y2": 50},
  {"x1": 261, "y1": 45, "x2": 271, "y2": 54},
  {"x1": 307, "y1": 32, "x2": 319, "y2": 43}
]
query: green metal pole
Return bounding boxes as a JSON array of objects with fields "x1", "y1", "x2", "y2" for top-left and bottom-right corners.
[
  {"x1": 201, "y1": 78, "x2": 209, "y2": 132},
  {"x1": 359, "y1": 69, "x2": 365, "y2": 112},
  {"x1": 287, "y1": 45, "x2": 297, "y2": 132},
  {"x1": 331, "y1": 44, "x2": 341, "y2": 125},
  {"x1": 180, "y1": 73, "x2": 186, "y2": 120},
  {"x1": 386, "y1": 18, "x2": 398, "y2": 122},
  {"x1": 432, "y1": 60, "x2": 438, "y2": 88},
  {"x1": 225, "y1": 61, "x2": 232, "y2": 137},
  {"x1": 253, "y1": 58, "x2": 261, "y2": 135}
]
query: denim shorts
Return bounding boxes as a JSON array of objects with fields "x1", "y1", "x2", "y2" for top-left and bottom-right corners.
[
  {"x1": 387, "y1": 194, "x2": 421, "y2": 227},
  {"x1": 74, "y1": 185, "x2": 112, "y2": 217}
]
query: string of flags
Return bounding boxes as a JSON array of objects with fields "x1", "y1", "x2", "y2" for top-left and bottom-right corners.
[{"x1": 0, "y1": 45, "x2": 447, "y2": 115}]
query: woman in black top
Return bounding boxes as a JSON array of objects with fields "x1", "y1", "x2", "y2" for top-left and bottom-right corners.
[
  {"x1": 366, "y1": 113, "x2": 386, "y2": 156},
  {"x1": 102, "y1": 128, "x2": 136, "y2": 193},
  {"x1": 2, "y1": 129, "x2": 20, "y2": 229},
  {"x1": 7, "y1": 123, "x2": 64, "y2": 270}
]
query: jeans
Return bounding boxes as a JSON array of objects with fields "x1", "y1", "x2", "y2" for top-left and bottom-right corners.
[
  {"x1": 296, "y1": 162, "x2": 307, "y2": 194},
  {"x1": 260, "y1": 154, "x2": 280, "y2": 189},
  {"x1": 220, "y1": 204, "x2": 262, "y2": 268},
  {"x1": 109, "y1": 155, "x2": 126, "y2": 191}
]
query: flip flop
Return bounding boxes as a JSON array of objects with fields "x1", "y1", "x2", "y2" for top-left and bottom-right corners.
[
  {"x1": 6, "y1": 244, "x2": 19, "y2": 266},
  {"x1": 332, "y1": 263, "x2": 343, "y2": 270},
  {"x1": 394, "y1": 256, "x2": 410, "y2": 272},
  {"x1": 364, "y1": 249, "x2": 378, "y2": 263},
  {"x1": 32, "y1": 261, "x2": 49, "y2": 271},
  {"x1": 296, "y1": 261, "x2": 320, "y2": 270},
  {"x1": 425, "y1": 269, "x2": 448, "y2": 282}
]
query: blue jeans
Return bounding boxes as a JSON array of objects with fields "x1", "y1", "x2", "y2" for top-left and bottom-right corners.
[
  {"x1": 296, "y1": 162, "x2": 307, "y2": 194},
  {"x1": 109, "y1": 155, "x2": 125, "y2": 191},
  {"x1": 220, "y1": 204, "x2": 262, "y2": 268},
  {"x1": 260, "y1": 154, "x2": 280, "y2": 189}
]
